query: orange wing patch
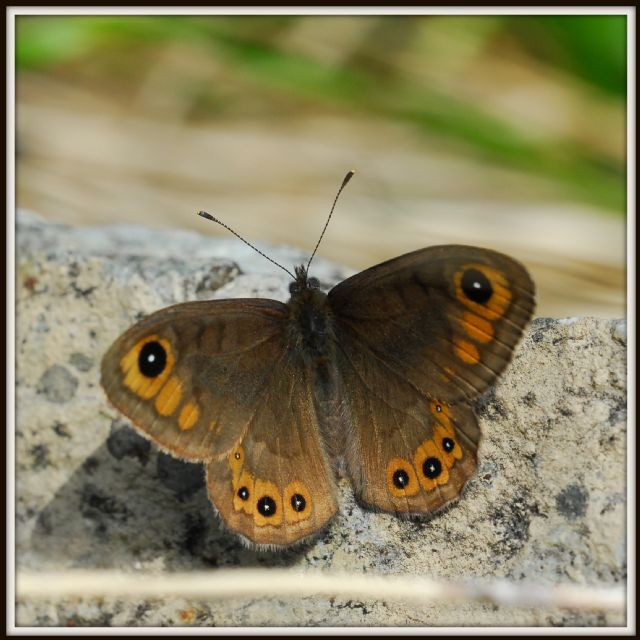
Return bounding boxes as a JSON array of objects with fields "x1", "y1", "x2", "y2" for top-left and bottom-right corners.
[
  {"x1": 461, "y1": 311, "x2": 494, "y2": 344},
  {"x1": 178, "y1": 401, "x2": 200, "y2": 430},
  {"x1": 413, "y1": 440, "x2": 449, "y2": 492},
  {"x1": 154, "y1": 376, "x2": 182, "y2": 416},
  {"x1": 454, "y1": 339, "x2": 480, "y2": 365},
  {"x1": 253, "y1": 479, "x2": 283, "y2": 527},
  {"x1": 283, "y1": 481, "x2": 313, "y2": 523},
  {"x1": 232, "y1": 470, "x2": 255, "y2": 515},
  {"x1": 120, "y1": 335, "x2": 175, "y2": 399},
  {"x1": 454, "y1": 264, "x2": 512, "y2": 321},
  {"x1": 228, "y1": 447, "x2": 245, "y2": 484},
  {"x1": 386, "y1": 457, "x2": 420, "y2": 498}
]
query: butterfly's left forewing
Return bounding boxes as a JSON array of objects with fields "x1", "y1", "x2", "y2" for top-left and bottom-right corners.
[
  {"x1": 329, "y1": 246, "x2": 535, "y2": 404},
  {"x1": 328, "y1": 245, "x2": 534, "y2": 515}
]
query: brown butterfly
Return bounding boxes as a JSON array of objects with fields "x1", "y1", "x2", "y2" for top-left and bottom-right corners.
[{"x1": 101, "y1": 172, "x2": 535, "y2": 548}]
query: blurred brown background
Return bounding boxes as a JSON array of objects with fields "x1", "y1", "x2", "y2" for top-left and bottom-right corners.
[{"x1": 15, "y1": 14, "x2": 627, "y2": 317}]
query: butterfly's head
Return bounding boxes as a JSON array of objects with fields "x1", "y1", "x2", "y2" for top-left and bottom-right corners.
[{"x1": 288, "y1": 265, "x2": 321, "y2": 298}]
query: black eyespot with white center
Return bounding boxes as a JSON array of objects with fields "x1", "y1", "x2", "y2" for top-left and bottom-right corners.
[
  {"x1": 257, "y1": 496, "x2": 277, "y2": 517},
  {"x1": 237, "y1": 486, "x2": 249, "y2": 501},
  {"x1": 435, "y1": 404, "x2": 442, "y2": 413},
  {"x1": 442, "y1": 438, "x2": 455, "y2": 453},
  {"x1": 422, "y1": 457, "x2": 442, "y2": 479},
  {"x1": 290, "y1": 493, "x2": 306, "y2": 512},
  {"x1": 138, "y1": 341, "x2": 167, "y2": 378},
  {"x1": 461, "y1": 268, "x2": 493, "y2": 304},
  {"x1": 392, "y1": 469, "x2": 410, "y2": 489}
]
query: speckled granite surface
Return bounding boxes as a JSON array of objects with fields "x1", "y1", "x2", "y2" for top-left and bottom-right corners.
[{"x1": 15, "y1": 211, "x2": 627, "y2": 627}]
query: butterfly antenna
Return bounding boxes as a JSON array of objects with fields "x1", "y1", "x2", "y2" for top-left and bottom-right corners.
[
  {"x1": 306, "y1": 170, "x2": 355, "y2": 271},
  {"x1": 198, "y1": 211, "x2": 296, "y2": 279}
]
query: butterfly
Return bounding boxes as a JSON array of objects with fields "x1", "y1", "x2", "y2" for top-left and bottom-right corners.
[{"x1": 100, "y1": 172, "x2": 535, "y2": 548}]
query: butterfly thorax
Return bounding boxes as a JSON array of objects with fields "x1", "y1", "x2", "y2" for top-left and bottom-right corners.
[{"x1": 286, "y1": 266, "x2": 334, "y2": 363}]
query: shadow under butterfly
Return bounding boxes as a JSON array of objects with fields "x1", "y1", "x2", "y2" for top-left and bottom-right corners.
[
  {"x1": 101, "y1": 171, "x2": 535, "y2": 549},
  {"x1": 30, "y1": 424, "x2": 311, "y2": 568}
]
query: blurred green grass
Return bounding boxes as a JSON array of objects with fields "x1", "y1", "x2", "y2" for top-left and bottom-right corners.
[{"x1": 16, "y1": 15, "x2": 627, "y2": 213}]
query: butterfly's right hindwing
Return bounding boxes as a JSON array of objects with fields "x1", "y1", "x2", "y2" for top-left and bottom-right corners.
[{"x1": 205, "y1": 350, "x2": 339, "y2": 547}]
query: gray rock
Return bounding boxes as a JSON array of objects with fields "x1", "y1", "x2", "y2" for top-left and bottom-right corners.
[{"x1": 15, "y1": 211, "x2": 626, "y2": 627}]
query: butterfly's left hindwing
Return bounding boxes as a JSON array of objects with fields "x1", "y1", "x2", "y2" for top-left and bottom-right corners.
[{"x1": 328, "y1": 245, "x2": 534, "y2": 515}]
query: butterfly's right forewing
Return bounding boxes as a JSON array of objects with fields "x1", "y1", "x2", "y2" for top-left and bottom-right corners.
[{"x1": 101, "y1": 299, "x2": 290, "y2": 461}]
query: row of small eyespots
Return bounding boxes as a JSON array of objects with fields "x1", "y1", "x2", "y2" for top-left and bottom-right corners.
[
  {"x1": 386, "y1": 432, "x2": 460, "y2": 498},
  {"x1": 229, "y1": 449, "x2": 312, "y2": 526},
  {"x1": 430, "y1": 402, "x2": 462, "y2": 463},
  {"x1": 386, "y1": 401, "x2": 461, "y2": 498},
  {"x1": 120, "y1": 336, "x2": 201, "y2": 431}
]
